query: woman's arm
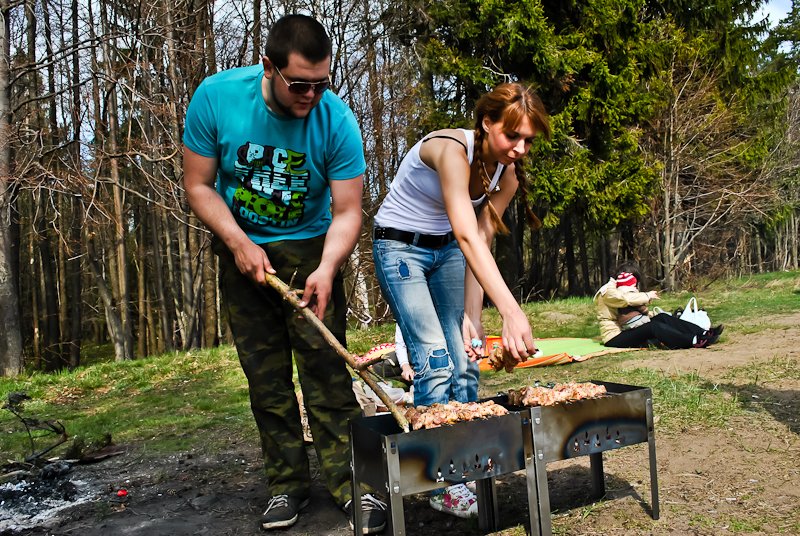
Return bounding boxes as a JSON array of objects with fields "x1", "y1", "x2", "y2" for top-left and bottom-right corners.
[
  {"x1": 603, "y1": 287, "x2": 658, "y2": 308},
  {"x1": 462, "y1": 169, "x2": 519, "y2": 360},
  {"x1": 421, "y1": 138, "x2": 534, "y2": 360},
  {"x1": 464, "y1": 168, "x2": 517, "y2": 315}
]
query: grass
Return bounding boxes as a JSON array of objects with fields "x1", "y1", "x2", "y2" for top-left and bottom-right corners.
[
  {"x1": 1, "y1": 347, "x2": 256, "y2": 459},
  {"x1": 1, "y1": 270, "x2": 798, "y2": 463}
]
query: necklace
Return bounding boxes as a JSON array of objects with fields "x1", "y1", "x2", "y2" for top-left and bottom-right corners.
[
  {"x1": 481, "y1": 161, "x2": 492, "y2": 182},
  {"x1": 480, "y1": 161, "x2": 501, "y2": 192}
]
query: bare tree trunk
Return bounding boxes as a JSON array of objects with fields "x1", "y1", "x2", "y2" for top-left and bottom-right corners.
[
  {"x1": 28, "y1": 234, "x2": 40, "y2": 364},
  {"x1": 754, "y1": 233, "x2": 763, "y2": 271},
  {"x1": 198, "y1": 0, "x2": 217, "y2": 81},
  {"x1": 157, "y1": 209, "x2": 176, "y2": 350},
  {"x1": 150, "y1": 208, "x2": 171, "y2": 353},
  {"x1": 252, "y1": 0, "x2": 261, "y2": 64},
  {"x1": 146, "y1": 287, "x2": 158, "y2": 355},
  {"x1": 43, "y1": 0, "x2": 69, "y2": 368},
  {"x1": 38, "y1": 221, "x2": 61, "y2": 371},
  {"x1": 577, "y1": 209, "x2": 591, "y2": 295},
  {"x1": 0, "y1": 0, "x2": 23, "y2": 376},
  {"x1": 347, "y1": 244, "x2": 371, "y2": 329},
  {"x1": 185, "y1": 223, "x2": 200, "y2": 348},
  {"x1": 66, "y1": 0, "x2": 83, "y2": 368},
  {"x1": 87, "y1": 236, "x2": 126, "y2": 360},
  {"x1": 736, "y1": 227, "x2": 748, "y2": 276},
  {"x1": 201, "y1": 237, "x2": 218, "y2": 347},
  {"x1": 495, "y1": 206, "x2": 522, "y2": 297},
  {"x1": 544, "y1": 228, "x2": 561, "y2": 299},
  {"x1": 164, "y1": 0, "x2": 198, "y2": 350},
  {"x1": 361, "y1": 0, "x2": 386, "y2": 196},
  {"x1": 526, "y1": 226, "x2": 544, "y2": 300},
  {"x1": 137, "y1": 211, "x2": 147, "y2": 357},
  {"x1": 41, "y1": 0, "x2": 57, "y2": 134},
  {"x1": 563, "y1": 213, "x2": 577, "y2": 294},
  {"x1": 791, "y1": 212, "x2": 799, "y2": 270},
  {"x1": 661, "y1": 94, "x2": 678, "y2": 291},
  {"x1": 599, "y1": 234, "x2": 611, "y2": 282},
  {"x1": 89, "y1": 0, "x2": 131, "y2": 361},
  {"x1": 57, "y1": 211, "x2": 69, "y2": 360}
]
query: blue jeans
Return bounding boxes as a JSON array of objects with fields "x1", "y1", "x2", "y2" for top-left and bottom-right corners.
[{"x1": 373, "y1": 238, "x2": 479, "y2": 406}]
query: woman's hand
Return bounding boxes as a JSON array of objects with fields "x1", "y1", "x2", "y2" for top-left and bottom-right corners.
[
  {"x1": 501, "y1": 307, "x2": 537, "y2": 361},
  {"x1": 462, "y1": 315, "x2": 485, "y2": 362},
  {"x1": 647, "y1": 290, "x2": 660, "y2": 301}
]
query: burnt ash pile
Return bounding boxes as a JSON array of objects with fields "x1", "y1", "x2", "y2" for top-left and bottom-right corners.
[{"x1": 0, "y1": 462, "x2": 94, "y2": 534}]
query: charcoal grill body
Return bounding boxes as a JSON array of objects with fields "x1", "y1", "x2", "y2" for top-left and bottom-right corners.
[
  {"x1": 349, "y1": 409, "x2": 530, "y2": 535},
  {"x1": 349, "y1": 382, "x2": 658, "y2": 536},
  {"x1": 522, "y1": 381, "x2": 659, "y2": 535}
]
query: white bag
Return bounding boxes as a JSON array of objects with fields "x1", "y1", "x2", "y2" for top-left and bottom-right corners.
[{"x1": 680, "y1": 297, "x2": 711, "y2": 330}]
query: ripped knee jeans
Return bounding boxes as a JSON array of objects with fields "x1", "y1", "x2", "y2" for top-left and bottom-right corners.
[{"x1": 373, "y1": 238, "x2": 478, "y2": 406}]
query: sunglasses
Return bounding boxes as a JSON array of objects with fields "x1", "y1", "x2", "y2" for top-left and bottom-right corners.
[{"x1": 274, "y1": 66, "x2": 331, "y2": 95}]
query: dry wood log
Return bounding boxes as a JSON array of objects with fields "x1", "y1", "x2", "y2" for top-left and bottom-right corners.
[{"x1": 264, "y1": 273, "x2": 410, "y2": 432}]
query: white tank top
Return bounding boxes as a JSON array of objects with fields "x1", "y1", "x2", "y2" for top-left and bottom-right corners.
[{"x1": 374, "y1": 129, "x2": 504, "y2": 234}]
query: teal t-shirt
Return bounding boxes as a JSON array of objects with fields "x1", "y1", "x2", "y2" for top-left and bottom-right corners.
[{"x1": 183, "y1": 64, "x2": 366, "y2": 244}]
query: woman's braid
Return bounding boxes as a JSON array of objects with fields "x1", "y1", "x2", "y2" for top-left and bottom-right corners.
[{"x1": 473, "y1": 126, "x2": 510, "y2": 235}]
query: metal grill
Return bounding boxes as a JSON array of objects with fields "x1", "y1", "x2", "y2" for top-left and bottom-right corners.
[
  {"x1": 522, "y1": 381, "x2": 659, "y2": 534},
  {"x1": 349, "y1": 381, "x2": 659, "y2": 535}
]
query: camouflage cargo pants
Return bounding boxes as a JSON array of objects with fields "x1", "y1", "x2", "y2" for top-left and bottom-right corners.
[{"x1": 215, "y1": 234, "x2": 361, "y2": 505}]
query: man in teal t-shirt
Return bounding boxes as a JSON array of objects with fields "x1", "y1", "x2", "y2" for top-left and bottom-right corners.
[{"x1": 183, "y1": 14, "x2": 385, "y2": 534}]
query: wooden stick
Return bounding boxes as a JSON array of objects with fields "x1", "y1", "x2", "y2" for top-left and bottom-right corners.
[{"x1": 264, "y1": 273, "x2": 410, "y2": 433}]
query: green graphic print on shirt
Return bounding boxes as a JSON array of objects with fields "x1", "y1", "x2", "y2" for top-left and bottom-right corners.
[{"x1": 232, "y1": 141, "x2": 309, "y2": 228}]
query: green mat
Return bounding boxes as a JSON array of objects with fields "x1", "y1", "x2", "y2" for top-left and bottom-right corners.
[{"x1": 479, "y1": 337, "x2": 635, "y2": 370}]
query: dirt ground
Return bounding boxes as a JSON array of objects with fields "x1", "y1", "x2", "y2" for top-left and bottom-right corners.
[{"x1": 2, "y1": 312, "x2": 798, "y2": 536}]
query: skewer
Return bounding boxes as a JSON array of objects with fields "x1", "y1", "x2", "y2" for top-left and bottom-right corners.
[{"x1": 264, "y1": 273, "x2": 410, "y2": 433}]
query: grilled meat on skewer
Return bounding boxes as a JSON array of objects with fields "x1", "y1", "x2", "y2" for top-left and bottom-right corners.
[
  {"x1": 507, "y1": 382, "x2": 607, "y2": 407},
  {"x1": 404, "y1": 400, "x2": 509, "y2": 430}
]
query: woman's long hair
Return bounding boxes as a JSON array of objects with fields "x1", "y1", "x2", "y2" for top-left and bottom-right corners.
[{"x1": 471, "y1": 83, "x2": 551, "y2": 234}]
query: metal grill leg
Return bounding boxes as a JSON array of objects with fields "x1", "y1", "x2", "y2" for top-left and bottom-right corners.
[
  {"x1": 384, "y1": 438, "x2": 407, "y2": 535},
  {"x1": 646, "y1": 397, "x2": 660, "y2": 520},
  {"x1": 589, "y1": 452, "x2": 605, "y2": 499},
  {"x1": 349, "y1": 426, "x2": 365, "y2": 536},
  {"x1": 524, "y1": 421, "x2": 544, "y2": 536},
  {"x1": 351, "y1": 491, "x2": 364, "y2": 535},
  {"x1": 534, "y1": 452, "x2": 552, "y2": 536},
  {"x1": 476, "y1": 477, "x2": 499, "y2": 531},
  {"x1": 529, "y1": 408, "x2": 553, "y2": 536}
]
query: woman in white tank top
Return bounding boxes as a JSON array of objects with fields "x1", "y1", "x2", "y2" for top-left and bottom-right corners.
[{"x1": 372, "y1": 83, "x2": 551, "y2": 517}]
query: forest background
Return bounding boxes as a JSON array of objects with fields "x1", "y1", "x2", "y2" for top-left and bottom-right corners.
[{"x1": 0, "y1": 0, "x2": 798, "y2": 375}]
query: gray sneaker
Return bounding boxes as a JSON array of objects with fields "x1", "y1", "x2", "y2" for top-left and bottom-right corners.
[
  {"x1": 261, "y1": 494, "x2": 310, "y2": 530},
  {"x1": 343, "y1": 493, "x2": 387, "y2": 534}
]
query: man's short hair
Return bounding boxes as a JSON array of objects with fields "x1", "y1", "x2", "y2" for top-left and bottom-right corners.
[{"x1": 265, "y1": 14, "x2": 332, "y2": 69}]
